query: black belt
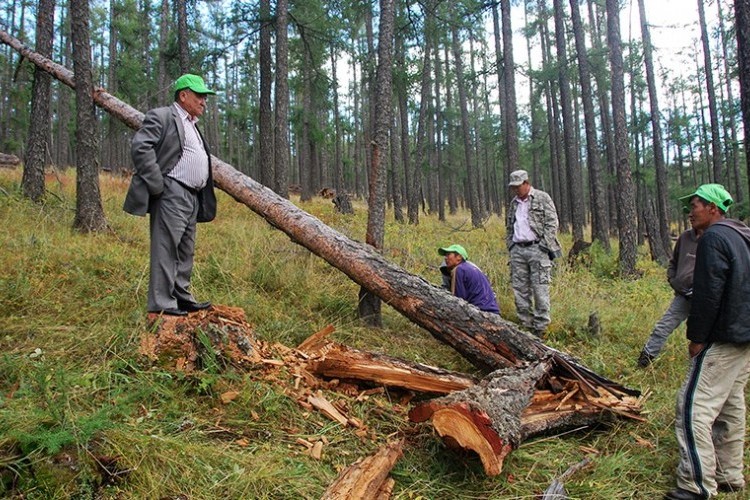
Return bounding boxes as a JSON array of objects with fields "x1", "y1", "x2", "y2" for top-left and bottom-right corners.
[
  {"x1": 171, "y1": 178, "x2": 200, "y2": 195},
  {"x1": 516, "y1": 240, "x2": 539, "y2": 247}
]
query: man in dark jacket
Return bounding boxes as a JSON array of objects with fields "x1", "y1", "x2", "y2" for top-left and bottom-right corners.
[
  {"x1": 637, "y1": 226, "x2": 701, "y2": 367},
  {"x1": 665, "y1": 184, "x2": 750, "y2": 500},
  {"x1": 124, "y1": 74, "x2": 217, "y2": 316}
]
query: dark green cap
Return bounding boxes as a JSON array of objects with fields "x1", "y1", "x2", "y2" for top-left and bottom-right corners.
[{"x1": 679, "y1": 184, "x2": 733, "y2": 213}]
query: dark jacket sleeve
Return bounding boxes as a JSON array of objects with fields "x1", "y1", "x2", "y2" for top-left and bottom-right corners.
[{"x1": 686, "y1": 232, "x2": 729, "y2": 343}]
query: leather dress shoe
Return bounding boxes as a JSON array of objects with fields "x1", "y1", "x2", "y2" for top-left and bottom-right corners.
[
  {"x1": 177, "y1": 301, "x2": 211, "y2": 312},
  {"x1": 150, "y1": 308, "x2": 188, "y2": 317},
  {"x1": 663, "y1": 488, "x2": 707, "y2": 500}
]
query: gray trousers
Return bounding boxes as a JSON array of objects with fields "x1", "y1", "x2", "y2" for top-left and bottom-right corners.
[
  {"x1": 674, "y1": 341, "x2": 750, "y2": 496},
  {"x1": 147, "y1": 177, "x2": 199, "y2": 311},
  {"x1": 509, "y1": 244, "x2": 552, "y2": 331},
  {"x1": 643, "y1": 294, "x2": 691, "y2": 357}
]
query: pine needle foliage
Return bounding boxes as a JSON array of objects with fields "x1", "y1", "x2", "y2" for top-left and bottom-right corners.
[{"x1": 0, "y1": 170, "x2": 747, "y2": 498}]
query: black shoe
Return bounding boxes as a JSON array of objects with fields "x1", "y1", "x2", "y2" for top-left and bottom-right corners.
[
  {"x1": 177, "y1": 301, "x2": 211, "y2": 312},
  {"x1": 150, "y1": 308, "x2": 188, "y2": 317},
  {"x1": 718, "y1": 482, "x2": 744, "y2": 493},
  {"x1": 663, "y1": 488, "x2": 707, "y2": 500},
  {"x1": 637, "y1": 349, "x2": 655, "y2": 368}
]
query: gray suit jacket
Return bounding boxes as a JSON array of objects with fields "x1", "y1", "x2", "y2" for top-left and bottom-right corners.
[{"x1": 124, "y1": 105, "x2": 217, "y2": 222}]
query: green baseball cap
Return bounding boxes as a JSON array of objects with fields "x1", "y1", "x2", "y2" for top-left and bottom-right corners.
[
  {"x1": 438, "y1": 244, "x2": 468, "y2": 261},
  {"x1": 172, "y1": 74, "x2": 216, "y2": 95},
  {"x1": 679, "y1": 184, "x2": 733, "y2": 213}
]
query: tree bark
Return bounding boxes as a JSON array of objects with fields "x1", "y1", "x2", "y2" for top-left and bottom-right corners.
[
  {"x1": 736, "y1": 0, "x2": 750, "y2": 204},
  {"x1": 698, "y1": 0, "x2": 724, "y2": 184},
  {"x1": 569, "y1": 0, "x2": 610, "y2": 250},
  {"x1": 606, "y1": 0, "x2": 638, "y2": 276},
  {"x1": 638, "y1": 0, "x2": 673, "y2": 258},
  {"x1": 22, "y1": 0, "x2": 55, "y2": 202},
  {"x1": 553, "y1": 0, "x2": 585, "y2": 244},
  {"x1": 450, "y1": 26, "x2": 482, "y2": 228},
  {"x1": 258, "y1": 0, "x2": 274, "y2": 188},
  {"x1": 359, "y1": 0, "x2": 395, "y2": 327},
  {"x1": 70, "y1": 0, "x2": 108, "y2": 233},
  {"x1": 273, "y1": 0, "x2": 289, "y2": 198},
  {"x1": 175, "y1": 0, "x2": 189, "y2": 72}
]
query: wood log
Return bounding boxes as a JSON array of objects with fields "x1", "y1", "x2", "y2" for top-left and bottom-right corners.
[
  {"x1": 322, "y1": 440, "x2": 404, "y2": 500},
  {"x1": 297, "y1": 330, "x2": 476, "y2": 395}
]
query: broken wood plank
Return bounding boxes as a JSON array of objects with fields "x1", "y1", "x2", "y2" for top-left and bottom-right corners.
[{"x1": 322, "y1": 440, "x2": 404, "y2": 500}]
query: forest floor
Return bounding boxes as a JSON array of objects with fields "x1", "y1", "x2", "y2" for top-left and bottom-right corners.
[{"x1": 0, "y1": 169, "x2": 747, "y2": 499}]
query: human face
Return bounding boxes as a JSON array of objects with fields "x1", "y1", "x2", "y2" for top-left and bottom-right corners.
[
  {"x1": 511, "y1": 181, "x2": 531, "y2": 199},
  {"x1": 178, "y1": 89, "x2": 208, "y2": 119},
  {"x1": 443, "y1": 252, "x2": 463, "y2": 270},
  {"x1": 688, "y1": 196, "x2": 719, "y2": 232}
]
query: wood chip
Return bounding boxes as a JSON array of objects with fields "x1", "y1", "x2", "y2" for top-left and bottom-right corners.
[
  {"x1": 310, "y1": 440, "x2": 323, "y2": 460},
  {"x1": 307, "y1": 394, "x2": 349, "y2": 426},
  {"x1": 262, "y1": 358, "x2": 285, "y2": 366},
  {"x1": 220, "y1": 391, "x2": 239, "y2": 404},
  {"x1": 296, "y1": 437, "x2": 314, "y2": 449}
]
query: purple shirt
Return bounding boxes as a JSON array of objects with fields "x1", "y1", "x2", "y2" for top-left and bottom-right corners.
[{"x1": 451, "y1": 261, "x2": 500, "y2": 314}]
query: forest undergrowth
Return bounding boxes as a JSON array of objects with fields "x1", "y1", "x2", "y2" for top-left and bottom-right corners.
[{"x1": 0, "y1": 169, "x2": 747, "y2": 499}]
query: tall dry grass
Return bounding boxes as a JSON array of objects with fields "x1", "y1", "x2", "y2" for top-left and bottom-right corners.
[{"x1": 0, "y1": 169, "x2": 746, "y2": 499}]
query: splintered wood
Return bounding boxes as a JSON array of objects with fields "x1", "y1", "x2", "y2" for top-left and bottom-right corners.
[{"x1": 322, "y1": 440, "x2": 404, "y2": 500}]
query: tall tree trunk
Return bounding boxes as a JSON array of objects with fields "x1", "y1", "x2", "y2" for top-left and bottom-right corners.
[
  {"x1": 637, "y1": 0, "x2": 672, "y2": 258},
  {"x1": 359, "y1": 0, "x2": 394, "y2": 327},
  {"x1": 737, "y1": 0, "x2": 750, "y2": 203},
  {"x1": 569, "y1": 0, "x2": 609, "y2": 250},
  {"x1": 434, "y1": 36, "x2": 446, "y2": 222},
  {"x1": 23, "y1": 0, "x2": 55, "y2": 201},
  {"x1": 698, "y1": 0, "x2": 724, "y2": 184},
  {"x1": 501, "y1": 0, "x2": 519, "y2": 200},
  {"x1": 390, "y1": 111, "x2": 404, "y2": 222},
  {"x1": 300, "y1": 49, "x2": 313, "y2": 202},
  {"x1": 273, "y1": 0, "x2": 289, "y2": 198},
  {"x1": 157, "y1": 0, "x2": 170, "y2": 103},
  {"x1": 70, "y1": 0, "x2": 107, "y2": 232},
  {"x1": 718, "y1": 0, "x2": 742, "y2": 204},
  {"x1": 175, "y1": 0, "x2": 189, "y2": 72},
  {"x1": 394, "y1": 24, "x2": 408, "y2": 223},
  {"x1": 553, "y1": 0, "x2": 584, "y2": 244},
  {"x1": 55, "y1": 5, "x2": 71, "y2": 167},
  {"x1": 606, "y1": 0, "x2": 637, "y2": 276},
  {"x1": 588, "y1": 0, "x2": 618, "y2": 236},
  {"x1": 258, "y1": 0, "x2": 273, "y2": 188},
  {"x1": 451, "y1": 26, "x2": 482, "y2": 228}
]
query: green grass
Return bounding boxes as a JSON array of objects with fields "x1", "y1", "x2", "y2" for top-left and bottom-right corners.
[{"x1": 0, "y1": 169, "x2": 747, "y2": 499}]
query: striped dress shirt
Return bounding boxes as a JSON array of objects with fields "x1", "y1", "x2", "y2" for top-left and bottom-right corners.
[{"x1": 168, "y1": 103, "x2": 209, "y2": 190}]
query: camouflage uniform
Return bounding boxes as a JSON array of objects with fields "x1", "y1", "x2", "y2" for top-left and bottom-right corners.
[{"x1": 506, "y1": 187, "x2": 561, "y2": 334}]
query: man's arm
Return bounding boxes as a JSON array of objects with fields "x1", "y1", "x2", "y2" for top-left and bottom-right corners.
[{"x1": 131, "y1": 108, "x2": 168, "y2": 196}]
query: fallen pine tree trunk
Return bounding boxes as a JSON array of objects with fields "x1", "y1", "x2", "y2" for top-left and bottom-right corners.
[
  {"x1": 0, "y1": 29, "x2": 544, "y2": 373},
  {"x1": 1, "y1": 31, "x2": 642, "y2": 477}
]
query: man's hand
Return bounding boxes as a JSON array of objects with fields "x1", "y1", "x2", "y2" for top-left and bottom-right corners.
[{"x1": 689, "y1": 341, "x2": 706, "y2": 358}]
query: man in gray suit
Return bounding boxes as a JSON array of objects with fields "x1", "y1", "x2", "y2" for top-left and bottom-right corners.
[{"x1": 124, "y1": 74, "x2": 218, "y2": 316}]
